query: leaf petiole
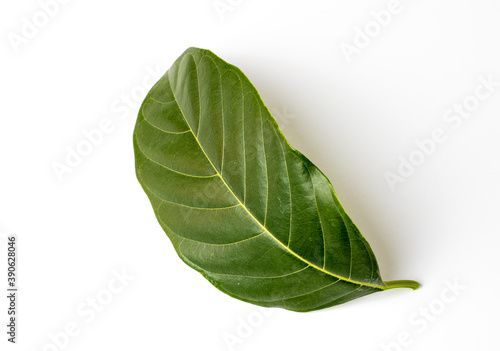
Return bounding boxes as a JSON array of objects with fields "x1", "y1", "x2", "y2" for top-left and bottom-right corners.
[{"x1": 383, "y1": 280, "x2": 420, "y2": 290}]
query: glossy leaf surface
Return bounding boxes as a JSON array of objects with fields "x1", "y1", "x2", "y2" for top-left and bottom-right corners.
[{"x1": 133, "y1": 47, "x2": 419, "y2": 312}]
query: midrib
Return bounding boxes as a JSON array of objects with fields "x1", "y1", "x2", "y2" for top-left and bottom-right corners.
[{"x1": 166, "y1": 70, "x2": 386, "y2": 291}]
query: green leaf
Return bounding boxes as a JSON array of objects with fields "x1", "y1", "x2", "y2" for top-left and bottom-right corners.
[{"x1": 133, "y1": 47, "x2": 419, "y2": 312}]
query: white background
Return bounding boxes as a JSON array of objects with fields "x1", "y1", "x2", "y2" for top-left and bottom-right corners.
[{"x1": 1, "y1": 0, "x2": 500, "y2": 350}]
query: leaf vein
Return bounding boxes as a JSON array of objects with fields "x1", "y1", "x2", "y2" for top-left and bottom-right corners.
[
  {"x1": 165, "y1": 56, "x2": 385, "y2": 290},
  {"x1": 136, "y1": 139, "x2": 217, "y2": 179}
]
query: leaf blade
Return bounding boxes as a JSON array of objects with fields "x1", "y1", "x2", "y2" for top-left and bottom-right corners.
[{"x1": 134, "y1": 47, "x2": 418, "y2": 311}]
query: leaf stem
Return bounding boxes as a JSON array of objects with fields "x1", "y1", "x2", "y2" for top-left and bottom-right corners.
[{"x1": 383, "y1": 280, "x2": 420, "y2": 290}]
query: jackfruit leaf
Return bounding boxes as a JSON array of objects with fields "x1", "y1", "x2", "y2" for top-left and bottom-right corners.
[{"x1": 133, "y1": 47, "x2": 419, "y2": 312}]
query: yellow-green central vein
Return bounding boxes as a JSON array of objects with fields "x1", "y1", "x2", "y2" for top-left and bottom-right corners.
[{"x1": 166, "y1": 65, "x2": 387, "y2": 291}]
